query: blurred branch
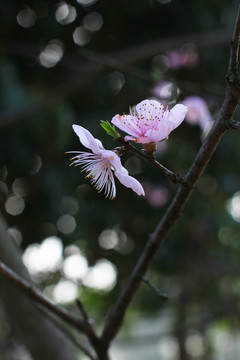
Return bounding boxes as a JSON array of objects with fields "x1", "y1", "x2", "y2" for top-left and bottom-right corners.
[
  {"x1": 100, "y1": 4, "x2": 240, "y2": 356},
  {"x1": 1, "y1": 27, "x2": 231, "y2": 68},
  {"x1": 0, "y1": 261, "x2": 99, "y2": 343},
  {"x1": 112, "y1": 28, "x2": 232, "y2": 64},
  {"x1": 0, "y1": 27, "x2": 232, "y2": 129}
]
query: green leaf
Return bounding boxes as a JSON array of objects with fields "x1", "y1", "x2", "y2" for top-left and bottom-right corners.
[{"x1": 100, "y1": 120, "x2": 120, "y2": 138}]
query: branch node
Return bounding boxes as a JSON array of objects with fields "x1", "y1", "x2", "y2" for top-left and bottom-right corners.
[{"x1": 224, "y1": 119, "x2": 240, "y2": 130}]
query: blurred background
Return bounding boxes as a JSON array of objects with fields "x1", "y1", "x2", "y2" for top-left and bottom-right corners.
[{"x1": 1, "y1": 0, "x2": 240, "y2": 359}]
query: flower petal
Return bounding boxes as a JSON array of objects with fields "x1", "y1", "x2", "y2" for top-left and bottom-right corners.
[
  {"x1": 136, "y1": 99, "x2": 163, "y2": 121},
  {"x1": 127, "y1": 135, "x2": 158, "y2": 144},
  {"x1": 111, "y1": 115, "x2": 142, "y2": 138},
  {"x1": 145, "y1": 120, "x2": 169, "y2": 142},
  {"x1": 72, "y1": 125, "x2": 104, "y2": 153},
  {"x1": 114, "y1": 171, "x2": 145, "y2": 196},
  {"x1": 167, "y1": 104, "x2": 188, "y2": 132},
  {"x1": 99, "y1": 150, "x2": 144, "y2": 196}
]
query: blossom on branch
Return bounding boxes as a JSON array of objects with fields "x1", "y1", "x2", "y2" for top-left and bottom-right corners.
[
  {"x1": 111, "y1": 99, "x2": 188, "y2": 144},
  {"x1": 67, "y1": 125, "x2": 145, "y2": 199}
]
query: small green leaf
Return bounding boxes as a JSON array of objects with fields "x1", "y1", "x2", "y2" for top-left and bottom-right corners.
[{"x1": 100, "y1": 120, "x2": 120, "y2": 138}]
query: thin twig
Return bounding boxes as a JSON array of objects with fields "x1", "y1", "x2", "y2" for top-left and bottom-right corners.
[
  {"x1": 76, "y1": 299, "x2": 95, "y2": 328},
  {"x1": 141, "y1": 276, "x2": 168, "y2": 301},
  {"x1": 100, "y1": 4, "x2": 240, "y2": 355},
  {"x1": 225, "y1": 119, "x2": 240, "y2": 129},
  {"x1": 117, "y1": 140, "x2": 188, "y2": 185}
]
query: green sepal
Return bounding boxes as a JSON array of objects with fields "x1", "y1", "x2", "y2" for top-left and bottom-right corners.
[{"x1": 100, "y1": 120, "x2": 120, "y2": 138}]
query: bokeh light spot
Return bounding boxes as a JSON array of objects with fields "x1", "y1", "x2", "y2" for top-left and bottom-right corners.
[
  {"x1": 53, "y1": 280, "x2": 79, "y2": 303},
  {"x1": 55, "y1": 2, "x2": 77, "y2": 25},
  {"x1": 62, "y1": 253, "x2": 88, "y2": 280},
  {"x1": 22, "y1": 236, "x2": 63, "y2": 275},
  {"x1": 185, "y1": 333, "x2": 205, "y2": 357},
  {"x1": 39, "y1": 40, "x2": 64, "y2": 68},
  {"x1": 56, "y1": 214, "x2": 76, "y2": 234},
  {"x1": 226, "y1": 191, "x2": 240, "y2": 223},
  {"x1": 16, "y1": 7, "x2": 37, "y2": 28},
  {"x1": 98, "y1": 229, "x2": 119, "y2": 250},
  {"x1": 12, "y1": 177, "x2": 29, "y2": 197},
  {"x1": 77, "y1": 0, "x2": 98, "y2": 6},
  {"x1": 73, "y1": 26, "x2": 91, "y2": 46},
  {"x1": 84, "y1": 259, "x2": 117, "y2": 291},
  {"x1": 83, "y1": 12, "x2": 103, "y2": 32},
  {"x1": 5, "y1": 195, "x2": 25, "y2": 216},
  {"x1": 157, "y1": 336, "x2": 179, "y2": 359}
]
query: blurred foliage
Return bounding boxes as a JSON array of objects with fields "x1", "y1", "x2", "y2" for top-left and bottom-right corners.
[{"x1": 1, "y1": 0, "x2": 240, "y2": 359}]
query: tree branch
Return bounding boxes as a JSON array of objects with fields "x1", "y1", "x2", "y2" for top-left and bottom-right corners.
[
  {"x1": 100, "y1": 4, "x2": 240, "y2": 355},
  {"x1": 0, "y1": 261, "x2": 99, "y2": 345},
  {"x1": 229, "y1": 4, "x2": 240, "y2": 75},
  {"x1": 117, "y1": 140, "x2": 188, "y2": 185}
]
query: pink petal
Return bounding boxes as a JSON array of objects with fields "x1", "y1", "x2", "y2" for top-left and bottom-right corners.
[
  {"x1": 114, "y1": 171, "x2": 145, "y2": 196},
  {"x1": 72, "y1": 125, "x2": 104, "y2": 154},
  {"x1": 100, "y1": 150, "x2": 144, "y2": 196},
  {"x1": 124, "y1": 135, "x2": 137, "y2": 142},
  {"x1": 111, "y1": 115, "x2": 142, "y2": 138},
  {"x1": 125, "y1": 135, "x2": 153, "y2": 144},
  {"x1": 167, "y1": 104, "x2": 188, "y2": 132},
  {"x1": 136, "y1": 99, "x2": 163, "y2": 120},
  {"x1": 100, "y1": 149, "x2": 123, "y2": 172},
  {"x1": 145, "y1": 121, "x2": 169, "y2": 142}
]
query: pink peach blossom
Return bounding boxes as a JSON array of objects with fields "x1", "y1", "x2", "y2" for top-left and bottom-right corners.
[
  {"x1": 67, "y1": 125, "x2": 145, "y2": 199},
  {"x1": 111, "y1": 99, "x2": 188, "y2": 144}
]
